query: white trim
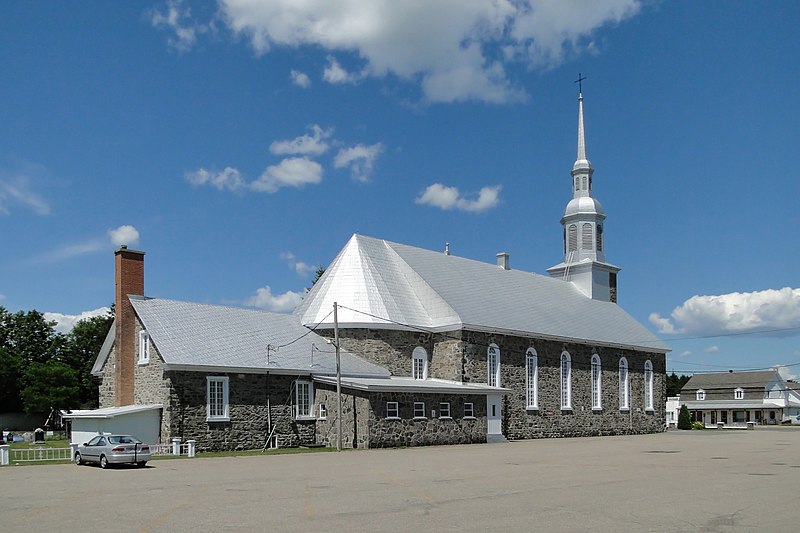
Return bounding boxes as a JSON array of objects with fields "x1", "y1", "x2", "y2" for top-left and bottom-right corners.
[
  {"x1": 386, "y1": 401, "x2": 399, "y2": 419},
  {"x1": 413, "y1": 402, "x2": 426, "y2": 419},
  {"x1": 295, "y1": 380, "x2": 314, "y2": 419},
  {"x1": 696, "y1": 389, "x2": 706, "y2": 401},
  {"x1": 464, "y1": 402, "x2": 475, "y2": 418},
  {"x1": 525, "y1": 348, "x2": 538, "y2": 410},
  {"x1": 644, "y1": 360, "x2": 654, "y2": 411},
  {"x1": 591, "y1": 354, "x2": 602, "y2": 410},
  {"x1": 488, "y1": 343, "x2": 500, "y2": 387},
  {"x1": 734, "y1": 387, "x2": 744, "y2": 400},
  {"x1": 138, "y1": 330, "x2": 150, "y2": 365},
  {"x1": 412, "y1": 346, "x2": 428, "y2": 380},
  {"x1": 206, "y1": 376, "x2": 229, "y2": 422},
  {"x1": 439, "y1": 402, "x2": 451, "y2": 419},
  {"x1": 318, "y1": 402, "x2": 327, "y2": 420},
  {"x1": 560, "y1": 351, "x2": 572, "y2": 410},
  {"x1": 619, "y1": 357, "x2": 629, "y2": 411}
]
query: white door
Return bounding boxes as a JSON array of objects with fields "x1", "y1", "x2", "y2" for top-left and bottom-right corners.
[{"x1": 487, "y1": 394, "x2": 502, "y2": 435}]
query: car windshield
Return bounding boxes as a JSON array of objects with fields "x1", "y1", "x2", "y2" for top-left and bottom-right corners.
[{"x1": 108, "y1": 436, "x2": 140, "y2": 444}]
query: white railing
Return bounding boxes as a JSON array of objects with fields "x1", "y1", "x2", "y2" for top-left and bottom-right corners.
[
  {"x1": 148, "y1": 439, "x2": 196, "y2": 457},
  {"x1": 9, "y1": 447, "x2": 72, "y2": 463}
]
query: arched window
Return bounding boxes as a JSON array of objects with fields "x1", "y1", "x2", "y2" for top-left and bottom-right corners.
[
  {"x1": 619, "y1": 358, "x2": 629, "y2": 410},
  {"x1": 644, "y1": 360, "x2": 654, "y2": 411},
  {"x1": 525, "y1": 348, "x2": 538, "y2": 409},
  {"x1": 734, "y1": 387, "x2": 744, "y2": 400},
  {"x1": 412, "y1": 347, "x2": 427, "y2": 380},
  {"x1": 560, "y1": 351, "x2": 572, "y2": 409},
  {"x1": 582, "y1": 223, "x2": 593, "y2": 250},
  {"x1": 596, "y1": 224, "x2": 603, "y2": 252},
  {"x1": 591, "y1": 354, "x2": 602, "y2": 410},
  {"x1": 487, "y1": 344, "x2": 500, "y2": 387},
  {"x1": 568, "y1": 224, "x2": 578, "y2": 252}
]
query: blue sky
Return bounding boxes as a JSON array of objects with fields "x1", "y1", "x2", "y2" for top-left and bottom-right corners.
[{"x1": 1, "y1": 1, "x2": 798, "y2": 377}]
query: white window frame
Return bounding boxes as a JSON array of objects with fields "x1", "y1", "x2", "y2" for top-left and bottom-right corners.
[
  {"x1": 487, "y1": 343, "x2": 500, "y2": 387},
  {"x1": 295, "y1": 380, "x2": 314, "y2": 419},
  {"x1": 619, "y1": 357, "x2": 629, "y2": 411},
  {"x1": 439, "y1": 402, "x2": 451, "y2": 419},
  {"x1": 318, "y1": 402, "x2": 327, "y2": 420},
  {"x1": 413, "y1": 401, "x2": 426, "y2": 419},
  {"x1": 412, "y1": 346, "x2": 428, "y2": 380},
  {"x1": 591, "y1": 354, "x2": 602, "y2": 410},
  {"x1": 644, "y1": 360, "x2": 654, "y2": 411},
  {"x1": 734, "y1": 388, "x2": 744, "y2": 400},
  {"x1": 697, "y1": 389, "x2": 706, "y2": 401},
  {"x1": 560, "y1": 351, "x2": 572, "y2": 410},
  {"x1": 525, "y1": 348, "x2": 538, "y2": 410},
  {"x1": 464, "y1": 402, "x2": 475, "y2": 419},
  {"x1": 138, "y1": 330, "x2": 150, "y2": 365},
  {"x1": 386, "y1": 401, "x2": 400, "y2": 419},
  {"x1": 206, "y1": 376, "x2": 229, "y2": 422}
]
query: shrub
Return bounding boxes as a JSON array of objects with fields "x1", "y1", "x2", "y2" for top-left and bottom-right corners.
[
  {"x1": 692, "y1": 421, "x2": 705, "y2": 430},
  {"x1": 677, "y1": 404, "x2": 692, "y2": 430}
]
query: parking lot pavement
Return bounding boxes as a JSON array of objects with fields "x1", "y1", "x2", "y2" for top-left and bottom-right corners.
[{"x1": 2, "y1": 429, "x2": 799, "y2": 532}]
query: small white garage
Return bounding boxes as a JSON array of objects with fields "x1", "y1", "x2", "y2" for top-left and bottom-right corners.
[{"x1": 61, "y1": 404, "x2": 162, "y2": 445}]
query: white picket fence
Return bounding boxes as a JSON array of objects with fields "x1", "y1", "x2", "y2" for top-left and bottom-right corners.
[{"x1": 1, "y1": 438, "x2": 196, "y2": 465}]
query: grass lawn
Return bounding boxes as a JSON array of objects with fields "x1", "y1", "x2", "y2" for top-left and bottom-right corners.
[{"x1": 9, "y1": 439, "x2": 70, "y2": 450}]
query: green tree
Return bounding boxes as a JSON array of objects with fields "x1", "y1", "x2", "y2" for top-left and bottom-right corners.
[
  {"x1": 678, "y1": 404, "x2": 692, "y2": 430},
  {"x1": 666, "y1": 372, "x2": 691, "y2": 397},
  {"x1": 308, "y1": 267, "x2": 325, "y2": 291},
  {"x1": 60, "y1": 310, "x2": 114, "y2": 407},
  {"x1": 0, "y1": 346, "x2": 23, "y2": 412},
  {"x1": 20, "y1": 360, "x2": 80, "y2": 415}
]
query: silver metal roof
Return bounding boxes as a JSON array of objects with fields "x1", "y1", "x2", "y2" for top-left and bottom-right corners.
[
  {"x1": 313, "y1": 375, "x2": 510, "y2": 395},
  {"x1": 124, "y1": 297, "x2": 389, "y2": 377},
  {"x1": 296, "y1": 234, "x2": 668, "y2": 353},
  {"x1": 60, "y1": 404, "x2": 162, "y2": 419}
]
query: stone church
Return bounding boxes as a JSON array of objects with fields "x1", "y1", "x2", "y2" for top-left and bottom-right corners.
[{"x1": 92, "y1": 93, "x2": 668, "y2": 451}]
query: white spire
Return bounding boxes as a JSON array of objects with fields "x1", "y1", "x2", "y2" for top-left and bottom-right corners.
[{"x1": 577, "y1": 93, "x2": 587, "y2": 162}]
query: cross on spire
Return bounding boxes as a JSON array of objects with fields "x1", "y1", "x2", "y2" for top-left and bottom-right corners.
[{"x1": 574, "y1": 73, "x2": 587, "y2": 94}]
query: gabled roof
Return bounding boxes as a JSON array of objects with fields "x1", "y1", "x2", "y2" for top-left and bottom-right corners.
[
  {"x1": 92, "y1": 297, "x2": 390, "y2": 378},
  {"x1": 296, "y1": 234, "x2": 667, "y2": 353},
  {"x1": 681, "y1": 370, "x2": 780, "y2": 392}
]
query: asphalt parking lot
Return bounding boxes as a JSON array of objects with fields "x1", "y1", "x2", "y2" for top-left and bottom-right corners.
[{"x1": 2, "y1": 428, "x2": 799, "y2": 532}]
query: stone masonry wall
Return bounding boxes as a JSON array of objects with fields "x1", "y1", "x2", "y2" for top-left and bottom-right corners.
[
  {"x1": 98, "y1": 341, "x2": 116, "y2": 409},
  {"x1": 460, "y1": 331, "x2": 665, "y2": 439},
  {"x1": 314, "y1": 385, "x2": 372, "y2": 449},
  {"x1": 166, "y1": 372, "x2": 314, "y2": 452},
  {"x1": 133, "y1": 321, "x2": 171, "y2": 442},
  {"x1": 318, "y1": 327, "x2": 665, "y2": 441}
]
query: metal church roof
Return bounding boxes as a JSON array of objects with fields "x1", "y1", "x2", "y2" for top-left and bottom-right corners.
[
  {"x1": 93, "y1": 297, "x2": 390, "y2": 378},
  {"x1": 296, "y1": 234, "x2": 668, "y2": 353}
]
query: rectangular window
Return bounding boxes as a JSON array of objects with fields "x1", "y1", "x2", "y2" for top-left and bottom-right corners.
[
  {"x1": 439, "y1": 402, "x2": 451, "y2": 418},
  {"x1": 295, "y1": 380, "x2": 313, "y2": 419},
  {"x1": 464, "y1": 402, "x2": 475, "y2": 418},
  {"x1": 206, "y1": 376, "x2": 229, "y2": 421},
  {"x1": 138, "y1": 330, "x2": 150, "y2": 365},
  {"x1": 386, "y1": 402, "x2": 399, "y2": 419},
  {"x1": 413, "y1": 402, "x2": 426, "y2": 418},
  {"x1": 318, "y1": 403, "x2": 327, "y2": 420}
]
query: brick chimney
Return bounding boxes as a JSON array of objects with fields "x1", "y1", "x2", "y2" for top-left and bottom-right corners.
[{"x1": 114, "y1": 246, "x2": 145, "y2": 406}]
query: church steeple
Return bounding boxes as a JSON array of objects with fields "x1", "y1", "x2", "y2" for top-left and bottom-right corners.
[{"x1": 547, "y1": 81, "x2": 620, "y2": 303}]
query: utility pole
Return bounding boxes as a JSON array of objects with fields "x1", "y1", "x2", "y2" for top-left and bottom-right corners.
[{"x1": 334, "y1": 302, "x2": 342, "y2": 452}]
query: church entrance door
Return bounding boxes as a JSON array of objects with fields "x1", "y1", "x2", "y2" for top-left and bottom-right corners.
[{"x1": 487, "y1": 395, "x2": 502, "y2": 436}]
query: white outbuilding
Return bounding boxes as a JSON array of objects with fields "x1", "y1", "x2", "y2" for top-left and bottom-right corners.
[{"x1": 61, "y1": 404, "x2": 162, "y2": 445}]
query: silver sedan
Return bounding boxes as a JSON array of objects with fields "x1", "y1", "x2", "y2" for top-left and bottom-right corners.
[{"x1": 74, "y1": 434, "x2": 151, "y2": 468}]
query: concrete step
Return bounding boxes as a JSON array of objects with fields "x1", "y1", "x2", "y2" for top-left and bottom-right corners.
[{"x1": 486, "y1": 434, "x2": 509, "y2": 443}]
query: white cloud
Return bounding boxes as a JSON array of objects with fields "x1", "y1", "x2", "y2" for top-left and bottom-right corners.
[
  {"x1": 250, "y1": 157, "x2": 323, "y2": 193},
  {"x1": 415, "y1": 183, "x2": 501, "y2": 213},
  {"x1": 214, "y1": 0, "x2": 643, "y2": 103},
  {"x1": 269, "y1": 125, "x2": 332, "y2": 156},
  {"x1": 244, "y1": 286, "x2": 304, "y2": 312},
  {"x1": 44, "y1": 307, "x2": 110, "y2": 334},
  {"x1": 333, "y1": 143, "x2": 384, "y2": 182},
  {"x1": 704, "y1": 345, "x2": 720, "y2": 353},
  {"x1": 280, "y1": 252, "x2": 316, "y2": 277},
  {"x1": 679, "y1": 350, "x2": 692, "y2": 357},
  {"x1": 185, "y1": 167, "x2": 246, "y2": 191},
  {"x1": 323, "y1": 56, "x2": 367, "y2": 85},
  {"x1": 108, "y1": 225, "x2": 140, "y2": 247},
  {"x1": 650, "y1": 288, "x2": 800, "y2": 337},
  {"x1": 0, "y1": 176, "x2": 50, "y2": 216},
  {"x1": 149, "y1": 0, "x2": 210, "y2": 52},
  {"x1": 290, "y1": 69, "x2": 311, "y2": 88}
]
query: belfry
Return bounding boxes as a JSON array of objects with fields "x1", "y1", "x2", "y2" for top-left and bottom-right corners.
[{"x1": 547, "y1": 86, "x2": 621, "y2": 303}]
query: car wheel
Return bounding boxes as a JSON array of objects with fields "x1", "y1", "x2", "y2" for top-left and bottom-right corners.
[
  {"x1": 99, "y1": 455, "x2": 108, "y2": 469},
  {"x1": 137, "y1": 461, "x2": 147, "y2": 468},
  {"x1": 74, "y1": 452, "x2": 83, "y2": 466}
]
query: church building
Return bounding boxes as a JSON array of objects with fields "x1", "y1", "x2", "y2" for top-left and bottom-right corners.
[{"x1": 91, "y1": 92, "x2": 668, "y2": 451}]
